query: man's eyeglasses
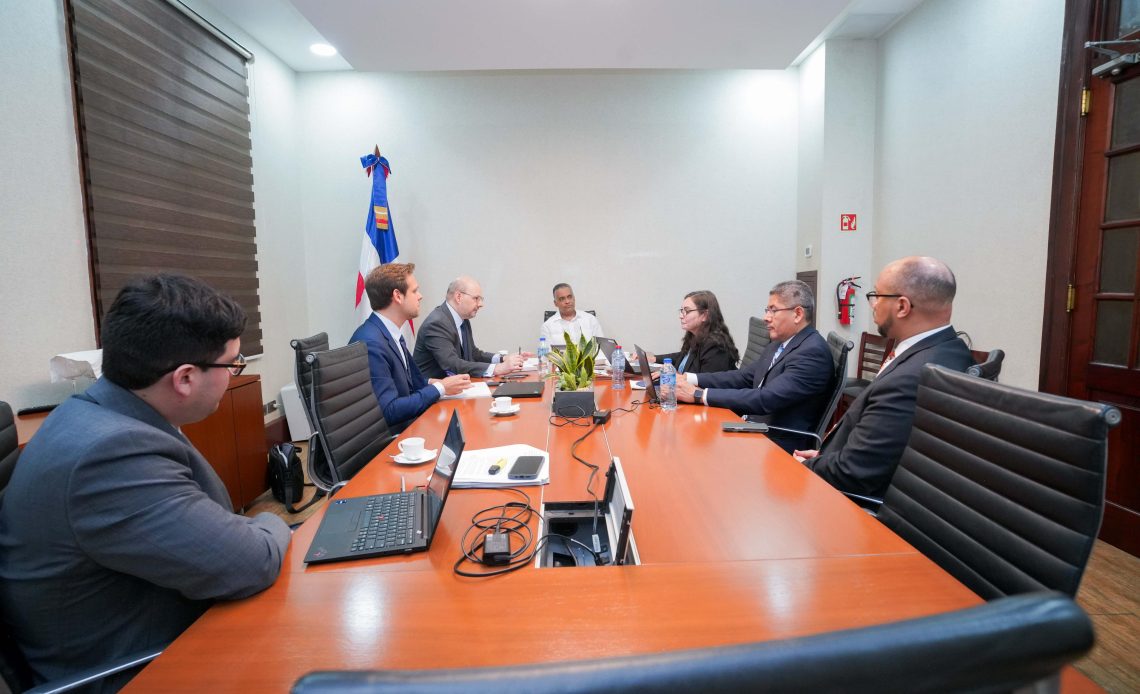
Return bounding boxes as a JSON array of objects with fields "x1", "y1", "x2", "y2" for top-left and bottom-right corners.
[
  {"x1": 196, "y1": 354, "x2": 247, "y2": 376},
  {"x1": 678, "y1": 307, "x2": 704, "y2": 317},
  {"x1": 865, "y1": 292, "x2": 914, "y2": 308},
  {"x1": 459, "y1": 290, "x2": 485, "y2": 304},
  {"x1": 764, "y1": 306, "x2": 798, "y2": 315}
]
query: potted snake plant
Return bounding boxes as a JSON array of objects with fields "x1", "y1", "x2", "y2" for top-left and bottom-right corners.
[{"x1": 547, "y1": 331, "x2": 598, "y2": 391}]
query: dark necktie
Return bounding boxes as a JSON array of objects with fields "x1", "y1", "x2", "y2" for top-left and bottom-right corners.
[
  {"x1": 460, "y1": 320, "x2": 473, "y2": 361},
  {"x1": 398, "y1": 335, "x2": 414, "y2": 387}
]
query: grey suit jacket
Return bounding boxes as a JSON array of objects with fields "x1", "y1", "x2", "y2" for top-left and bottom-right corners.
[
  {"x1": 807, "y1": 326, "x2": 974, "y2": 499},
  {"x1": 413, "y1": 302, "x2": 496, "y2": 378},
  {"x1": 0, "y1": 378, "x2": 291, "y2": 691}
]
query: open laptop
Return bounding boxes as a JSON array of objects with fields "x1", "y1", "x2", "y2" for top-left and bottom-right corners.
[
  {"x1": 633, "y1": 344, "x2": 659, "y2": 403},
  {"x1": 595, "y1": 337, "x2": 637, "y2": 374},
  {"x1": 304, "y1": 411, "x2": 465, "y2": 564}
]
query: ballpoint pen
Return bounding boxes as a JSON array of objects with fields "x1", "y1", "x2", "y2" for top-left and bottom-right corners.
[{"x1": 401, "y1": 475, "x2": 406, "y2": 492}]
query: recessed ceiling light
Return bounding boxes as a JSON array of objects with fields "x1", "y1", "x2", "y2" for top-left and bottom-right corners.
[{"x1": 310, "y1": 43, "x2": 337, "y2": 57}]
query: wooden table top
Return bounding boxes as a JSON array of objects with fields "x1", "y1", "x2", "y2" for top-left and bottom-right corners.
[{"x1": 126, "y1": 377, "x2": 1097, "y2": 692}]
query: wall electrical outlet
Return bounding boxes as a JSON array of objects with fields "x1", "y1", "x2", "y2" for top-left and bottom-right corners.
[
  {"x1": 263, "y1": 401, "x2": 279, "y2": 415},
  {"x1": 804, "y1": 244, "x2": 813, "y2": 258}
]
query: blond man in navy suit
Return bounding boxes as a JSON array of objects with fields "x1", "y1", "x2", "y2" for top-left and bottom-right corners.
[{"x1": 350, "y1": 263, "x2": 470, "y2": 433}]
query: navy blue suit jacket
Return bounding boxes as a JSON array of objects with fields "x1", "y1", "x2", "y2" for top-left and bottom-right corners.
[
  {"x1": 698, "y1": 326, "x2": 834, "y2": 452},
  {"x1": 350, "y1": 314, "x2": 440, "y2": 433},
  {"x1": 807, "y1": 326, "x2": 974, "y2": 498}
]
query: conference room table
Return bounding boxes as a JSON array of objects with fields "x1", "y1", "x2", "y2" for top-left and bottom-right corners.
[{"x1": 127, "y1": 377, "x2": 1097, "y2": 692}]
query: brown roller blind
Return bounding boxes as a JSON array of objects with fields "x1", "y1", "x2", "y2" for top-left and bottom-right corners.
[{"x1": 67, "y1": 0, "x2": 262, "y2": 355}]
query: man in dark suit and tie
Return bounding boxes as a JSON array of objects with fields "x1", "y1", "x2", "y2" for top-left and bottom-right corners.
[
  {"x1": 675, "y1": 280, "x2": 835, "y2": 453},
  {"x1": 350, "y1": 263, "x2": 471, "y2": 433},
  {"x1": 0, "y1": 274, "x2": 291, "y2": 691},
  {"x1": 795, "y1": 256, "x2": 974, "y2": 500},
  {"x1": 413, "y1": 276, "x2": 529, "y2": 379}
]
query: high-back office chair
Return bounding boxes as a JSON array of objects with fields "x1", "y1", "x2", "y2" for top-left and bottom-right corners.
[
  {"x1": 292, "y1": 592, "x2": 1092, "y2": 694},
  {"x1": 306, "y1": 342, "x2": 396, "y2": 492},
  {"x1": 290, "y1": 332, "x2": 330, "y2": 431},
  {"x1": 878, "y1": 364, "x2": 1119, "y2": 599},
  {"x1": 817, "y1": 333, "x2": 854, "y2": 440},
  {"x1": 738, "y1": 316, "x2": 771, "y2": 368},
  {"x1": 0, "y1": 401, "x2": 19, "y2": 504},
  {"x1": 968, "y1": 348, "x2": 1005, "y2": 381},
  {"x1": 542, "y1": 309, "x2": 597, "y2": 322},
  {"x1": 0, "y1": 403, "x2": 164, "y2": 693}
]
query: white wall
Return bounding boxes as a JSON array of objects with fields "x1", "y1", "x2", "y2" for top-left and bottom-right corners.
[
  {"x1": 874, "y1": 0, "x2": 1065, "y2": 388},
  {"x1": 0, "y1": 2, "x2": 94, "y2": 409},
  {"x1": 295, "y1": 70, "x2": 801, "y2": 356}
]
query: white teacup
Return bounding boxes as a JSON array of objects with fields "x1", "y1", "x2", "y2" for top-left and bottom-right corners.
[
  {"x1": 494, "y1": 396, "x2": 513, "y2": 412},
  {"x1": 398, "y1": 437, "x2": 426, "y2": 459}
]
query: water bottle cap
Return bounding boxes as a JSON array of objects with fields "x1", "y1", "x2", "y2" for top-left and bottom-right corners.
[{"x1": 663, "y1": 358, "x2": 672, "y2": 364}]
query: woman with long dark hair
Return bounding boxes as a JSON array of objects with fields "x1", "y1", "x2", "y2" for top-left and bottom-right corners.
[{"x1": 650, "y1": 290, "x2": 739, "y2": 374}]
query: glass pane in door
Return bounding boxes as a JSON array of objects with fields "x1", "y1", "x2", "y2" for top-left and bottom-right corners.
[
  {"x1": 1112, "y1": 78, "x2": 1140, "y2": 148},
  {"x1": 1093, "y1": 300, "x2": 1133, "y2": 365},
  {"x1": 1100, "y1": 227, "x2": 1140, "y2": 293},
  {"x1": 1120, "y1": 0, "x2": 1140, "y2": 35},
  {"x1": 1106, "y1": 151, "x2": 1140, "y2": 222}
]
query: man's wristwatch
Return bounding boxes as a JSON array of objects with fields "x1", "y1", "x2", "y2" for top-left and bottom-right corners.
[{"x1": 693, "y1": 388, "x2": 705, "y2": 405}]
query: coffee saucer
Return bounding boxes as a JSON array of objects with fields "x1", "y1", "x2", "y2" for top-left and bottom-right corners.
[
  {"x1": 489, "y1": 404, "x2": 521, "y2": 416},
  {"x1": 391, "y1": 449, "x2": 437, "y2": 465}
]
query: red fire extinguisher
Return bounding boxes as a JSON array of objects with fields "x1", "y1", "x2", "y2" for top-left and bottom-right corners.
[{"x1": 836, "y1": 276, "x2": 861, "y2": 325}]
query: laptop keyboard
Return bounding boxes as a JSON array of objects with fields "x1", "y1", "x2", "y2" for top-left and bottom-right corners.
[{"x1": 350, "y1": 494, "x2": 416, "y2": 552}]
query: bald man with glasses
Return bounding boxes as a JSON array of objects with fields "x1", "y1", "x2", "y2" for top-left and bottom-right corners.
[
  {"x1": 795, "y1": 256, "x2": 974, "y2": 502},
  {"x1": 413, "y1": 276, "x2": 531, "y2": 379}
]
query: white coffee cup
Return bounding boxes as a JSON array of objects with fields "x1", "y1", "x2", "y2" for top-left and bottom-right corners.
[
  {"x1": 398, "y1": 437, "x2": 425, "y2": 458},
  {"x1": 494, "y1": 396, "x2": 513, "y2": 411}
]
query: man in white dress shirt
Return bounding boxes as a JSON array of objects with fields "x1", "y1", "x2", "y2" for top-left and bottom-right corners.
[{"x1": 541, "y1": 283, "x2": 604, "y2": 347}]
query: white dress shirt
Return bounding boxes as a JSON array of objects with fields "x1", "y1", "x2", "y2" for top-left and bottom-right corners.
[{"x1": 542, "y1": 310, "x2": 604, "y2": 346}]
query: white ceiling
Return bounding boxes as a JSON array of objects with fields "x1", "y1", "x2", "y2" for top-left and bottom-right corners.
[{"x1": 193, "y1": 0, "x2": 927, "y2": 73}]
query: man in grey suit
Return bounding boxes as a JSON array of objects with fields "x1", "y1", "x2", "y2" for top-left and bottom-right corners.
[
  {"x1": 413, "y1": 275, "x2": 529, "y2": 378},
  {"x1": 0, "y1": 274, "x2": 291, "y2": 692},
  {"x1": 795, "y1": 256, "x2": 974, "y2": 500}
]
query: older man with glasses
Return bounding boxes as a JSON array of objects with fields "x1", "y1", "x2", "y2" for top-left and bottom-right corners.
[
  {"x1": 795, "y1": 256, "x2": 975, "y2": 502},
  {"x1": 675, "y1": 280, "x2": 834, "y2": 453},
  {"x1": 0, "y1": 274, "x2": 291, "y2": 691},
  {"x1": 413, "y1": 275, "x2": 531, "y2": 379}
]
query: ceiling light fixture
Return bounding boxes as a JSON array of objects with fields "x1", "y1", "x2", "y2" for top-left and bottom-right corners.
[{"x1": 310, "y1": 43, "x2": 338, "y2": 57}]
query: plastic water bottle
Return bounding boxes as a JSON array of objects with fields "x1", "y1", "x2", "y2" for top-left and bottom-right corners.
[
  {"x1": 537, "y1": 337, "x2": 550, "y2": 376},
  {"x1": 659, "y1": 358, "x2": 677, "y2": 411},
  {"x1": 611, "y1": 345, "x2": 626, "y2": 390}
]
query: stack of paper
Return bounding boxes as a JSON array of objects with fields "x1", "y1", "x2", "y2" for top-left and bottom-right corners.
[
  {"x1": 440, "y1": 381, "x2": 492, "y2": 400},
  {"x1": 453, "y1": 444, "x2": 550, "y2": 488}
]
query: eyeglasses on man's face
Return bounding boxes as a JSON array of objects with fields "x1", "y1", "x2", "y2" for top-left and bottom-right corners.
[
  {"x1": 763, "y1": 306, "x2": 798, "y2": 315},
  {"x1": 196, "y1": 354, "x2": 247, "y2": 376},
  {"x1": 865, "y1": 291, "x2": 914, "y2": 308},
  {"x1": 458, "y1": 290, "x2": 485, "y2": 304}
]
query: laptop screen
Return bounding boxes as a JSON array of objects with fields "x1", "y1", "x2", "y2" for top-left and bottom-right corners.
[
  {"x1": 633, "y1": 345, "x2": 658, "y2": 403},
  {"x1": 425, "y1": 411, "x2": 464, "y2": 536}
]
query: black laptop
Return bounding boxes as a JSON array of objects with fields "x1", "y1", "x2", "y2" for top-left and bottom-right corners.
[
  {"x1": 634, "y1": 344, "x2": 659, "y2": 403},
  {"x1": 492, "y1": 380, "x2": 544, "y2": 398},
  {"x1": 303, "y1": 411, "x2": 465, "y2": 564},
  {"x1": 595, "y1": 337, "x2": 637, "y2": 374}
]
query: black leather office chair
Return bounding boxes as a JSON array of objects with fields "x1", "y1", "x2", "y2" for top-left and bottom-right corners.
[
  {"x1": 290, "y1": 332, "x2": 330, "y2": 432},
  {"x1": 738, "y1": 316, "x2": 771, "y2": 368},
  {"x1": 543, "y1": 309, "x2": 596, "y2": 322},
  {"x1": 0, "y1": 401, "x2": 19, "y2": 505},
  {"x1": 306, "y1": 342, "x2": 395, "y2": 492},
  {"x1": 817, "y1": 333, "x2": 854, "y2": 441},
  {"x1": 967, "y1": 348, "x2": 1005, "y2": 381},
  {"x1": 878, "y1": 364, "x2": 1119, "y2": 599},
  {"x1": 0, "y1": 403, "x2": 164, "y2": 693},
  {"x1": 292, "y1": 592, "x2": 1092, "y2": 694}
]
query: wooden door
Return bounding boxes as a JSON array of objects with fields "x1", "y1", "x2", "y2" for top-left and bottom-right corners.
[{"x1": 1059, "y1": 0, "x2": 1140, "y2": 555}]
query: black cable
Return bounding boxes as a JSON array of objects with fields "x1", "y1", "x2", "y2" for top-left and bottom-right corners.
[{"x1": 453, "y1": 488, "x2": 543, "y2": 577}]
